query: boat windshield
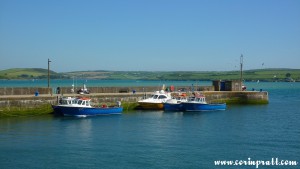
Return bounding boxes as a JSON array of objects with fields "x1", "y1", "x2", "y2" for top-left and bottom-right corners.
[
  {"x1": 152, "y1": 95, "x2": 159, "y2": 99},
  {"x1": 61, "y1": 100, "x2": 69, "y2": 105},
  {"x1": 71, "y1": 100, "x2": 78, "y2": 104},
  {"x1": 188, "y1": 97, "x2": 195, "y2": 101},
  {"x1": 158, "y1": 95, "x2": 167, "y2": 99},
  {"x1": 77, "y1": 100, "x2": 84, "y2": 105},
  {"x1": 60, "y1": 99, "x2": 74, "y2": 105},
  {"x1": 76, "y1": 100, "x2": 91, "y2": 106}
]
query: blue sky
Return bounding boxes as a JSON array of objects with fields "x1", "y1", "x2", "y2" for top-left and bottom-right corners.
[{"x1": 0, "y1": 0, "x2": 299, "y2": 72}]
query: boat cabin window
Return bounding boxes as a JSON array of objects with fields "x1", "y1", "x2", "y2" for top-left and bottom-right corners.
[
  {"x1": 158, "y1": 95, "x2": 167, "y2": 99},
  {"x1": 189, "y1": 97, "x2": 195, "y2": 101},
  {"x1": 61, "y1": 100, "x2": 68, "y2": 105},
  {"x1": 71, "y1": 100, "x2": 78, "y2": 104},
  {"x1": 78, "y1": 100, "x2": 83, "y2": 105},
  {"x1": 153, "y1": 95, "x2": 159, "y2": 99},
  {"x1": 86, "y1": 101, "x2": 90, "y2": 106}
]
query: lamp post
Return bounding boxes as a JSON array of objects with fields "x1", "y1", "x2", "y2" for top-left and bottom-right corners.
[
  {"x1": 48, "y1": 58, "x2": 51, "y2": 95},
  {"x1": 240, "y1": 54, "x2": 243, "y2": 91}
]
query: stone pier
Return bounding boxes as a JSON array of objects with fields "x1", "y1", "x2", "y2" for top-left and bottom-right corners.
[{"x1": 0, "y1": 86, "x2": 268, "y2": 116}]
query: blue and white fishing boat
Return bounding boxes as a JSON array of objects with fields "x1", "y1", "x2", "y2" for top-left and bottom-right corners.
[
  {"x1": 181, "y1": 95, "x2": 226, "y2": 112},
  {"x1": 163, "y1": 94, "x2": 187, "y2": 111},
  {"x1": 52, "y1": 97, "x2": 123, "y2": 117}
]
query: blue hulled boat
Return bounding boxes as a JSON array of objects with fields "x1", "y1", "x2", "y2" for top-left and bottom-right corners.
[
  {"x1": 163, "y1": 101, "x2": 183, "y2": 111},
  {"x1": 52, "y1": 97, "x2": 123, "y2": 117},
  {"x1": 181, "y1": 96, "x2": 226, "y2": 111},
  {"x1": 163, "y1": 94, "x2": 187, "y2": 111}
]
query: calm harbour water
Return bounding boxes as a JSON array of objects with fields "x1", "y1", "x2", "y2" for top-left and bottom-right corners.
[{"x1": 0, "y1": 81, "x2": 300, "y2": 169}]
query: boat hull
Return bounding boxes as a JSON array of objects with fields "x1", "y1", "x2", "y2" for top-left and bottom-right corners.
[
  {"x1": 138, "y1": 102, "x2": 164, "y2": 110},
  {"x1": 163, "y1": 103, "x2": 184, "y2": 111},
  {"x1": 52, "y1": 105, "x2": 123, "y2": 117},
  {"x1": 182, "y1": 103, "x2": 226, "y2": 111}
]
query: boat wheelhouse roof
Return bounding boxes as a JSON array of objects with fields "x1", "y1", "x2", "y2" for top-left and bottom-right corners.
[{"x1": 59, "y1": 97, "x2": 92, "y2": 106}]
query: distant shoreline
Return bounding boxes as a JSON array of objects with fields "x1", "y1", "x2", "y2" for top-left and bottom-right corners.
[{"x1": 1, "y1": 68, "x2": 299, "y2": 82}]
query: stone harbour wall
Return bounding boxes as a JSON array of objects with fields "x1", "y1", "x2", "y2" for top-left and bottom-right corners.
[
  {"x1": 0, "y1": 91, "x2": 268, "y2": 109},
  {"x1": 203, "y1": 91, "x2": 269, "y2": 104},
  {"x1": 0, "y1": 86, "x2": 268, "y2": 115}
]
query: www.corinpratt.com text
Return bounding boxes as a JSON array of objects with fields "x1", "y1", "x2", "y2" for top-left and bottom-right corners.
[{"x1": 214, "y1": 157, "x2": 298, "y2": 168}]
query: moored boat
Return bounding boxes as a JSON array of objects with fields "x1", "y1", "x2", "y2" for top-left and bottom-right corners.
[
  {"x1": 163, "y1": 93, "x2": 187, "y2": 111},
  {"x1": 138, "y1": 90, "x2": 171, "y2": 110},
  {"x1": 52, "y1": 97, "x2": 123, "y2": 117},
  {"x1": 181, "y1": 95, "x2": 226, "y2": 112}
]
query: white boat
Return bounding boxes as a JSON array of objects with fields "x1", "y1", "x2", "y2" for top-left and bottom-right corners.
[{"x1": 138, "y1": 90, "x2": 172, "y2": 110}]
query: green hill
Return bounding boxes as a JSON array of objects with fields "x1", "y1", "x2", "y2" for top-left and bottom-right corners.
[
  {"x1": 0, "y1": 68, "x2": 61, "y2": 79},
  {"x1": 65, "y1": 68, "x2": 300, "y2": 82},
  {"x1": 1, "y1": 68, "x2": 299, "y2": 82}
]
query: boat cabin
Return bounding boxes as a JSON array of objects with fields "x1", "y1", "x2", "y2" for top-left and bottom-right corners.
[
  {"x1": 59, "y1": 97, "x2": 78, "y2": 105},
  {"x1": 77, "y1": 98, "x2": 91, "y2": 107},
  {"x1": 59, "y1": 97, "x2": 92, "y2": 107},
  {"x1": 174, "y1": 97, "x2": 187, "y2": 103},
  {"x1": 151, "y1": 94, "x2": 169, "y2": 100}
]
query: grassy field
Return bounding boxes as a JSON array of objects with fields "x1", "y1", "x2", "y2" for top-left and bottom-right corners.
[
  {"x1": 1, "y1": 68, "x2": 299, "y2": 82},
  {"x1": 0, "y1": 68, "x2": 62, "y2": 79},
  {"x1": 100, "y1": 69, "x2": 300, "y2": 82}
]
